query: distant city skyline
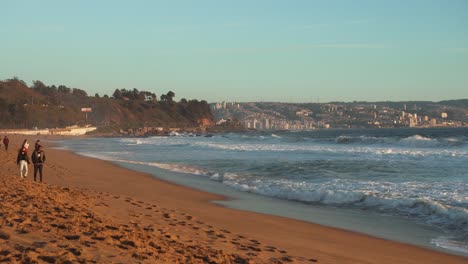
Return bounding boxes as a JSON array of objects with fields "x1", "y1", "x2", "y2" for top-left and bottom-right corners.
[{"x1": 1, "y1": 0, "x2": 467, "y2": 103}]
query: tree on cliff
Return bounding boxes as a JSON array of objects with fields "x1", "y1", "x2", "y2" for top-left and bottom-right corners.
[
  {"x1": 167, "y1": 91, "x2": 175, "y2": 101},
  {"x1": 161, "y1": 91, "x2": 175, "y2": 102},
  {"x1": 113, "y1": 89, "x2": 123, "y2": 99}
]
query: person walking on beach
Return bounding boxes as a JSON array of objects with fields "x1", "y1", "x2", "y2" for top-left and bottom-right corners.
[
  {"x1": 2, "y1": 136, "x2": 8, "y2": 151},
  {"x1": 17, "y1": 139, "x2": 30, "y2": 178},
  {"x1": 32, "y1": 145, "x2": 46, "y2": 182}
]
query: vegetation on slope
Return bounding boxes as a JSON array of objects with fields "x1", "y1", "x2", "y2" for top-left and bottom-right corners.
[{"x1": 0, "y1": 78, "x2": 213, "y2": 131}]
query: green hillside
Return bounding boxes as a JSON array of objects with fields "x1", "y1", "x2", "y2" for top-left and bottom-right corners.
[{"x1": 0, "y1": 78, "x2": 213, "y2": 132}]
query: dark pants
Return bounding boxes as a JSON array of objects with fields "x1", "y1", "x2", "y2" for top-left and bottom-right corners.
[
  {"x1": 34, "y1": 164, "x2": 43, "y2": 182},
  {"x1": 4, "y1": 144, "x2": 8, "y2": 151}
]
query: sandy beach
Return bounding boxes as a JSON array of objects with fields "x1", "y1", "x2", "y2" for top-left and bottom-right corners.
[{"x1": 0, "y1": 135, "x2": 466, "y2": 264}]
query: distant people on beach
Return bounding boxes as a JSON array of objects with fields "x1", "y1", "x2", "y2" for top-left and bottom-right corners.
[
  {"x1": 32, "y1": 145, "x2": 46, "y2": 182},
  {"x1": 17, "y1": 139, "x2": 30, "y2": 178},
  {"x1": 2, "y1": 136, "x2": 8, "y2": 151}
]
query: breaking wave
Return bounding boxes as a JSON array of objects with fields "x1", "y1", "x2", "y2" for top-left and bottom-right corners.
[
  {"x1": 216, "y1": 178, "x2": 468, "y2": 236},
  {"x1": 193, "y1": 141, "x2": 468, "y2": 158},
  {"x1": 335, "y1": 135, "x2": 465, "y2": 148}
]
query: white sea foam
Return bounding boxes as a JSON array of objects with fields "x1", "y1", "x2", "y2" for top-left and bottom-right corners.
[
  {"x1": 76, "y1": 151, "x2": 130, "y2": 161},
  {"x1": 119, "y1": 138, "x2": 144, "y2": 145},
  {"x1": 431, "y1": 237, "x2": 468, "y2": 254},
  {"x1": 397, "y1": 135, "x2": 440, "y2": 148},
  {"x1": 193, "y1": 141, "x2": 468, "y2": 159},
  {"x1": 211, "y1": 177, "x2": 468, "y2": 234},
  {"x1": 118, "y1": 159, "x2": 211, "y2": 176},
  {"x1": 333, "y1": 134, "x2": 467, "y2": 149}
]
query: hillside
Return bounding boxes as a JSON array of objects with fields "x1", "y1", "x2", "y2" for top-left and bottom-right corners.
[
  {"x1": 211, "y1": 100, "x2": 468, "y2": 130},
  {"x1": 0, "y1": 78, "x2": 213, "y2": 132}
]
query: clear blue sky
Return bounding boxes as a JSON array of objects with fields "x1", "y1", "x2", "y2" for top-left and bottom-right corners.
[{"x1": 1, "y1": 0, "x2": 467, "y2": 102}]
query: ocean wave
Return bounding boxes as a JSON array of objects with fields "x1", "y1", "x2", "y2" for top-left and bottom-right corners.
[
  {"x1": 75, "y1": 151, "x2": 135, "y2": 161},
  {"x1": 193, "y1": 141, "x2": 468, "y2": 158},
  {"x1": 335, "y1": 134, "x2": 466, "y2": 148},
  {"x1": 398, "y1": 135, "x2": 441, "y2": 148},
  {"x1": 214, "y1": 178, "x2": 468, "y2": 235},
  {"x1": 122, "y1": 139, "x2": 144, "y2": 145},
  {"x1": 335, "y1": 135, "x2": 383, "y2": 144},
  {"x1": 431, "y1": 237, "x2": 468, "y2": 254},
  {"x1": 117, "y1": 160, "x2": 210, "y2": 176}
]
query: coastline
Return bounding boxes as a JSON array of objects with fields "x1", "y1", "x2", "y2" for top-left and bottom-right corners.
[{"x1": 1, "y1": 135, "x2": 466, "y2": 263}]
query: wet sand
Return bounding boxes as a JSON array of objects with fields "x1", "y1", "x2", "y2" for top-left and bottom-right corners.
[{"x1": 0, "y1": 135, "x2": 466, "y2": 263}]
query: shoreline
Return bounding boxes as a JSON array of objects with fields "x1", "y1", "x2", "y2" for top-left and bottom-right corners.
[
  {"x1": 1, "y1": 135, "x2": 466, "y2": 263},
  {"x1": 114, "y1": 156, "x2": 464, "y2": 256}
]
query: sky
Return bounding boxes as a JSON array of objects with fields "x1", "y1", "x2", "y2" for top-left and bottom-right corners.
[{"x1": 1, "y1": 0, "x2": 467, "y2": 103}]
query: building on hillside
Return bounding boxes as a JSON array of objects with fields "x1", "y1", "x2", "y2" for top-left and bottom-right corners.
[
  {"x1": 262, "y1": 118, "x2": 270, "y2": 130},
  {"x1": 296, "y1": 110, "x2": 313, "y2": 116}
]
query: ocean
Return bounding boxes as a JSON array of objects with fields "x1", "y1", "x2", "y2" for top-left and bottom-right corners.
[{"x1": 58, "y1": 127, "x2": 468, "y2": 256}]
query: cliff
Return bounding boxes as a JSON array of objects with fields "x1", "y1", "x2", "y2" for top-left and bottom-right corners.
[{"x1": 0, "y1": 79, "x2": 214, "y2": 132}]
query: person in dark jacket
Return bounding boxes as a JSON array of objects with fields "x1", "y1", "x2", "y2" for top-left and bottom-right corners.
[
  {"x1": 17, "y1": 140, "x2": 30, "y2": 178},
  {"x1": 31, "y1": 145, "x2": 46, "y2": 182},
  {"x1": 3, "y1": 136, "x2": 9, "y2": 151}
]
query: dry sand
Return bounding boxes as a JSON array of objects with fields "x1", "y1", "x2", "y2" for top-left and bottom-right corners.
[{"x1": 0, "y1": 135, "x2": 466, "y2": 263}]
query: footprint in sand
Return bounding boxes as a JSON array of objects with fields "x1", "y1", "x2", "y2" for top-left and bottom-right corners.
[
  {"x1": 250, "y1": 239, "x2": 261, "y2": 245},
  {"x1": 264, "y1": 246, "x2": 277, "y2": 252},
  {"x1": 163, "y1": 213, "x2": 173, "y2": 219},
  {"x1": 247, "y1": 245, "x2": 262, "y2": 252},
  {"x1": 111, "y1": 234, "x2": 123, "y2": 240},
  {"x1": 0, "y1": 250, "x2": 11, "y2": 257},
  {"x1": 83, "y1": 240, "x2": 96, "y2": 247},
  {"x1": 68, "y1": 247, "x2": 82, "y2": 257},
  {"x1": 0, "y1": 231, "x2": 10, "y2": 240},
  {"x1": 16, "y1": 228, "x2": 29, "y2": 234},
  {"x1": 105, "y1": 225, "x2": 118, "y2": 231},
  {"x1": 64, "y1": 235, "x2": 80, "y2": 240},
  {"x1": 38, "y1": 255, "x2": 57, "y2": 263}
]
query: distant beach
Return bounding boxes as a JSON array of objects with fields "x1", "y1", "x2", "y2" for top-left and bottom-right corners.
[{"x1": 0, "y1": 134, "x2": 466, "y2": 263}]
